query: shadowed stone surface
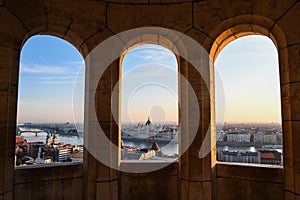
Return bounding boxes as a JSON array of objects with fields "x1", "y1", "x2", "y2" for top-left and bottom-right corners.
[{"x1": 0, "y1": 0, "x2": 299, "y2": 199}]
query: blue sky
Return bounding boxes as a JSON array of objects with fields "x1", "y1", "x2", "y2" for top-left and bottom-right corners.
[
  {"x1": 17, "y1": 35, "x2": 84, "y2": 123},
  {"x1": 121, "y1": 44, "x2": 178, "y2": 123},
  {"x1": 215, "y1": 35, "x2": 281, "y2": 124},
  {"x1": 17, "y1": 35, "x2": 281, "y2": 124}
]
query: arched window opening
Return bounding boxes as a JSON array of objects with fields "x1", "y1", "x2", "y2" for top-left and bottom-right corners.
[
  {"x1": 215, "y1": 35, "x2": 283, "y2": 166},
  {"x1": 120, "y1": 44, "x2": 179, "y2": 161},
  {"x1": 15, "y1": 35, "x2": 85, "y2": 167}
]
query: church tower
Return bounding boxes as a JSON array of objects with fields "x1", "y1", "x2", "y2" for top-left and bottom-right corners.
[
  {"x1": 46, "y1": 132, "x2": 51, "y2": 146},
  {"x1": 52, "y1": 131, "x2": 58, "y2": 146}
]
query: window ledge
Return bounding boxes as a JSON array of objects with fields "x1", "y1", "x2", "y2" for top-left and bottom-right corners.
[
  {"x1": 216, "y1": 162, "x2": 283, "y2": 184},
  {"x1": 15, "y1": 162, "x2": 83, "y2": 170},
  {"x1": 216, "y1": 161, "x2": 283, "y2": 169},
  {"x1": 14, "y1": 162, "x2": 83, "y2": 185},
  {"x1": 119, "y1": 160, "x2": 178, "y2": 175}
]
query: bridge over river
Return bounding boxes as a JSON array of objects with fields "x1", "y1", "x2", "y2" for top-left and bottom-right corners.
[
  {"x1": 16, "y1": 127, "x2": 55, "y2": 137},
  {"x1": 16, "y1": 124, "x2": 81, "y2": 137}
]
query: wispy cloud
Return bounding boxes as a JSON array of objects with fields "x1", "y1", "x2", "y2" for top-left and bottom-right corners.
[
  {"x1": 129, "y1": 47, "x2": 174, "y2": 61},
  {"x1": 40, "y1": 76, "x2": 75, "y2": 80},
  {"x1": 20, "y1": 62, "x2": 85, "y2": 85},
  {"x1": 21, "y1": 63, "x2": 77, "y2": 74},
  {"x1": 221, "y1": 51, "x2": 266, "y2": 58},
  {"x1": 65, "y1": 61, "x2": 85, "y2": 67},
  {"x1": 41, "y1": 81, "x2": 75, "y2": 85}
]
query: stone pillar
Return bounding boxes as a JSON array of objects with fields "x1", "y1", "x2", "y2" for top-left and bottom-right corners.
[
  {"x1": 281, "y1": 45, "x2": 300, "y2": 200},
  {"x1": 179, "y1": 57, "x2": 212, "y2": 200},
  {"x1": 84, "y1": 60, "x2": 119, "y2": 200},
  {"x1": 275, "y1": 3, "x2": 300, "y2": 199},
  {"x1": 0, "y1": 44, "x2": 20, "y2": 199}
]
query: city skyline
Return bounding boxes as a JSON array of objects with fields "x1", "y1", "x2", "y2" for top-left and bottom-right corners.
[{"x1": 17, "y1": 35, "x2": 282, "y2": 124}]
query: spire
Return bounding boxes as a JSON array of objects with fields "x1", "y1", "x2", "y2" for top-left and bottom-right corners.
[
  {"x1": 145, "y1": 117, "x2": 151, "y2": 126},
  {"x1": 148, "y1": 134, "x2": 160, "y2": 152}
]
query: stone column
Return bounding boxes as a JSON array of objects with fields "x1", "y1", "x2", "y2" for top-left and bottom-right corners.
[
  {"x1": 275, "y1": 3, "x2": 300, "y2": 199},
  {"x1": 0, "y1": 44, "x2": 20, "y2": 199},
  {"x1": 179, "y1": 57, "x2": 213, "y2": 200},
  {"x1": 84, "y1": 60, "x2": 119, "y2": 200}
]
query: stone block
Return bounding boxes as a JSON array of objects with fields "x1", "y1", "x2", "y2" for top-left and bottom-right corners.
[
  {"x1": 96, "y1": 180, "x2": 118, "y2": 200},
  {"x1": 185, "y1": 28, "x2": 213, "y2": 53},
  {"x1": 81, "y1": 28, "x2": 114, "y2": 55},
  {"x1": 290, "y1": 82, "x2": 300, "y2": 121},
  {"x1": 44, "y1": 0, "x2": 106, "y2": 41},
  {"x1": 280, "y1": 84, "x2": 292, "y2": 121},
  {"x1": 216, "y1": 177, "x2": 283, "y2": 200},
  {"x1": 14, "y1": 177, "x2": 83, "y2": 199},
  {"x1": 279, "y1": 47, "x2": 290, "y2": 85},
  {"x1": 270, "y1": 22, "x2": 287, "y2": 50},
  {"x1": 282, "y1": 120, "x2": 294, "y2": 192},
  {"x1": 189, "y1": 181, "x2": 211, "y2": 200},
  {"x1": 108, "y1": 0, "x2": 148, "y2": 3},
  {"x1": 253, "y1": 0, "x2": 296, "y2": 23},
  {"x1": 3, "y1": 191, "x2": 12, "y2": 200},
  {"x1": 107, "y1": 3, "x2": 192, "y2": 34},
  {"x1": 216, "y1": 163, "x2": 283, "y2": 183},
  {"x1": 249, "y1": 179, "x2": 284, "y2": 200},
  {"x1": 150, "y1": 0, "x2": 191, "y2": 3},
  {"x1": 286, "y1": 44, "x2": 300, "y2": 83},
  {"x1": 96, "y1": 160, "x2": 115, "y2": 181},
  {"x1": 284, "y1": 190, "x2": 295, "y2": 200},
  {"x1": 160, "y1": 3, "x2": 193, "y2": 32},
  {"x1": 194, "y1": 0, "x2": 253, "y2": 38},
  {"x1": 284, "y1": 157, "x2": 294, "y2": 192},
  {"x1": 61, "y1": 29, "x2": 84, "y2": 53},
  {"x1": 46, "y1": 24, "x2": 69, "y2": 41},
  {"x1": 277, "y1": 3, "x2": 300, "y2": 46},
  {"x1": 65, "y1": 1, "x2": 106, "y2": 41},
  {"x1": 188, "y1": 153, "x2": 212, "y2": 181},
  {"x1": 293, "y1": 159, "x2": 300, "y2": 194},
  {"x1": 14, "y1": 164, "x2": 83, "y2": 184},
  {"x1": 0, "y1": 163, "x2": 3, "y2": 195},
  {"x1": 290, "y1": 121, "x2": 300, "y2": 160},
  {"x1": 181, "y1": 179, "x2": 212, "y2": 200},
  {"x1": 96, "y1": 181, "x2": 110, "y2": 200},
  {"x1": 84, "y1": 150, "x2": 97, "y2": 182},
  {"x1": 120, "y1": 170, "x2": 178, "y2": 200},
  {"x1": 5, "y1": 0, "x2": 47, "y2": 31},
  {"x1": 0, "y1": 8, "x2": 26, "y2": 45}
]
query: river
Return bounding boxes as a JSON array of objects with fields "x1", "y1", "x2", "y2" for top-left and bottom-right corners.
[{"x1": 20, "y1": 132, "x2": 83, "y2": 146}]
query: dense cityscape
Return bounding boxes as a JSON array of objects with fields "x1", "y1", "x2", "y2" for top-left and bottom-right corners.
[
  {"x1": 15, "y1": 121, "x2": 283, "y2": 166},
  {"x1": 121, "y1": 118, "x2": 179, "y2": 161},
  {"x1": 15, "y1": 123, "x2": 83, "y2": 166},
  {"x1": 216, "y1": 123, "x2": 283, "y2": 165}
]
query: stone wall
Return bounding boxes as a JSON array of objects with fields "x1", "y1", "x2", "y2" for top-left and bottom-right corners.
[
  {"x1": 0, "y1": 0, "x2": 299, "y2": 199},
  {"x1": 14, "y1": 164, "x2": 83, "y2": 200},
  {"x1": 215, "y1": 163, "x2": 284, "y2": 200}
]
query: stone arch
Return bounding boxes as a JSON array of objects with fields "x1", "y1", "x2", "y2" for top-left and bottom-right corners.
[
  {"x1": 209, "y1": 15, "x2": 287, "y2": 61},
  {"x1": 93, "y1": 31, "x2": 190, "y2": 162},
  {"x1": 119, "y1": 32, "x2": 185, "y2": 64},
  {"x1": 85, "y1": 28, "x2": 211, "y2": 191},
  {"x1": 208, "y1": 13, "x2": 292, "y2": 198},
  {"x1": 20, "y1": 25, "x2": 88, "y2": 59},
  {"x1": 209, "y1": 15, "x2": 288, "y2": 135}
]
